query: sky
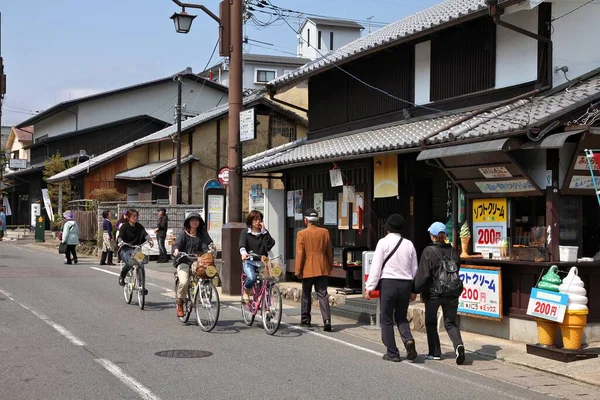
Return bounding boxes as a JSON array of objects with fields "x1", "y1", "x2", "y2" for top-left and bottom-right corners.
[{"x1": 0, "y1": 0, "x2": 440, "y2": 127}]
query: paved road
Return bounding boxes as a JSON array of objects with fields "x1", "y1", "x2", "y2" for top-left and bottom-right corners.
[{"x1": 0, "y1": 242, "x2": 585, "y2": 399}]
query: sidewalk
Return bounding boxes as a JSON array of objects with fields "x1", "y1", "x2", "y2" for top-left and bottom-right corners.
[{"x1": 23, "y1": 241, "x2": 600, "y2": 389}]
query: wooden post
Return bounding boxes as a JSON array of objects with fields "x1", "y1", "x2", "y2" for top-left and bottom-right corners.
[{"x1": 546, "y1": 149, "x2": 560, "y2": 261}]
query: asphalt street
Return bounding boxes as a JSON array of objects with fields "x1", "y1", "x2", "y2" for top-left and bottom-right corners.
[{"x1": 0, "y1": 241, "x2": 575, "y2": 399}]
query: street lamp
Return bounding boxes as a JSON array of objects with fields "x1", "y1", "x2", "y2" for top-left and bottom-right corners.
[{"x1": 170, "y1": 0, "x2": 244, "y2": 295}]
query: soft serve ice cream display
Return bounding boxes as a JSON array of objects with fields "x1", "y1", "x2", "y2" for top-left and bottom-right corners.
[
  {"x1": 535, "y1": 266, "x2": 563, "y2": 346},
  {"x1": 460, "y1": 222, "x2": 471, "y2": 258},
  {"x1": 559, "y1": 267, "x2": 589, "y2": 350}
]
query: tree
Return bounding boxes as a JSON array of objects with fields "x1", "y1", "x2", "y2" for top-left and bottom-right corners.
[{"x1": 43, "y1": 151, "x2": 74, "y2": 219}]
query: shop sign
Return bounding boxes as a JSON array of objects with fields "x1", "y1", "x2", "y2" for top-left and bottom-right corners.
[
  {"x1": 569, "y1": 175, "x2": 600, "y2": 189},
  {"x1": 574, "y1": 155, "x2": 599, "y2": 171},
  {"x1": 9, "y1": 158, "x2": 27, "y2": 169},
  {"x1": 458, "y1": 266, "x2": 502, "y2": 320},
  {"x1": 472, "y1": 198, "x2": 507, "y2": 253},
  {"x1": 475, "y1": 179, "x2": 534, "y2": 193},
  {"x1": 217, "y1": 166, "x2": 229, "y2": 186},
  {"x1": 478, "y1": 166, "x2": 512, "y2": 179},
  {"x1": 239, "y1": 108, "x2": 256, "y2": 142},
  {"x1": 526, "y1": 288, "x2": 568, "y2": 323}
]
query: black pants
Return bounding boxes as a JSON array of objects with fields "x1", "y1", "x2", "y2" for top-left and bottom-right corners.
[
  {"x1": 157, "y1": 236, "x2": 167, "y2": 260},
  {"x1": 424, "y1": 296, "x2": 463, "y2": 357},
  {"x1": 66, "y1": 245, "x2": 78, "y2": 264},
  {"x1": 301, "y1": 276, "x2": 331, "y2": 323},
  {"x1": 380, "y1": 279, "x2": 414, "y2": 358}
]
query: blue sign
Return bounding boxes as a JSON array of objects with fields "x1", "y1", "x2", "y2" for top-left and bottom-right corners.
[
  {"x1": 204, "y1": 179, "x2": 222, "y2": 192},
  {"x1": 458, "y1": 267, "x2": 502, "y2": 319}
]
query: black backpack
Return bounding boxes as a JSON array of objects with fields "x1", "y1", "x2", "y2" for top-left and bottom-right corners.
[{"x1": 430, "y1": 246, "x2": 463, "y2": 298}]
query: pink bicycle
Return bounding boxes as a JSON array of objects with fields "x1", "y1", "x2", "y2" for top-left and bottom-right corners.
[{"x1": 240, "y1": 253, "x2": 283, "y2": 335}]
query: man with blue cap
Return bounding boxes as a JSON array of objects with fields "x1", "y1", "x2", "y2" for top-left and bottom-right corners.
[{"x1": 414, "y1": 221, "x2": 465, "y2": 365}]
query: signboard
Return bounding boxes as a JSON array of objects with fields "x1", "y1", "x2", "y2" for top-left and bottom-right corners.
[
  {"x1": 574, "y1": 155, "x2": 599, "y2": 171},
  {"x1": 569, "y1": 175, "x2": 600, "y2": 189},
  {"x1": 526, "y1": 288, "x2": 568, "y2": 323},
  {"x1": 472, "y1": 198, "x2": 507, "y2": 253},
  {"x1": 9, "y1": 158, "x2": 27, "y2": 169},
  {"x1": 239, "y1": 108, "x2": 256, "y2": 142},
  {"x1": 478, "y1": 166, "x2": 512, "y2": 179},
  {"x1": 31, "y1": 203, "x2": 41, "y2": 229},
  {"x1": 41, "y1": 188, "x2": 54, "y2": 222},
  {"x1": 217, "y1": 166, "x2": 229, "y2": 186},
  {"x1": 324, "y1": 200, "x2": 337, "y2": 225},
  {"x1": 458, "y1": 266, "x2": 502, "y2": 320},
  {"x1": 475, "y1": 179, "x2": 534, "y2": 193},
  {"x1": 362, "y1": 251, "x2": 379, "y2": 298}
]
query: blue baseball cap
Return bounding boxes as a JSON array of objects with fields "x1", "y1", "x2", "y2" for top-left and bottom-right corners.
[{"x1": 428, "y1": 222, "x2": 447, "y2": 236}]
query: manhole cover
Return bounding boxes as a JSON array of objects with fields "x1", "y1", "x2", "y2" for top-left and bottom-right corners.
[{"x1": 155, "y1": 350, "x2": 213, "y2": 358}]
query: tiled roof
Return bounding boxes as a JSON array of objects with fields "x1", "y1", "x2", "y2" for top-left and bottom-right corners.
[
  {"x1": 4, "y1": 153, "x2": 82, "y2": 178},
  {"x1": 114, "y1": 155, "x2": 196, "y2": 180},
  {"x1": 244, "y1": 73, "x2": 600, "y2": 173},
  {"x1": 269, "y1": 0, "x2": 490, "y2": 89},
  {"x1": 14, "y1": 126, "x2": 34, "y2": 141},
  {"x1": 305, "y1": 17, "x2": 364, "y2": 29}
]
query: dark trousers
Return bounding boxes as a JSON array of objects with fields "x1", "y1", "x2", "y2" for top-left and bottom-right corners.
[
  {"x1": 66, "y1": 245, "x2": 78, "y2": 264},
  {"x1": 301, "y1": 276, "x2": 331, "y2": 323},
  {"x1": 157, "y1": 236, "x2": 167, "y2": 260},
  {"x1": 380, "y1": 279, "x2": 414, "y2": 357},
  {"x1": 424, "y1": 296, "x2": 463, "y2": 357}
]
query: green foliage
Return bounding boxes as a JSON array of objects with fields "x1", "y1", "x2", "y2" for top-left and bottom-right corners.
[
  {"x1": 90, "y1": 188, "x2": 126, "y2": 202},
  {"x1": 43, "y1": 151, "x2": 74, "y2": 215}
]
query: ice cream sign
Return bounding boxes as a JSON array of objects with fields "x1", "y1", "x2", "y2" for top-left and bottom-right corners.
[
  {"x1": 527, "y1": 288, "x2": 568, "y2": 323},
  {"x1": 472, "y1": 198, "x2": 507, "y2": 253}
]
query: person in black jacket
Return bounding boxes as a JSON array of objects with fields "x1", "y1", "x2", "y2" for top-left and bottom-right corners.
[
  {"x1": 172, "y1": 212, "x2": 213, "y2": 317},
  {"x1": 414, "y1": 221, "x2": 465, "y2": 365},
  {"x1": 155, "y1": 207, "x2": 169, "y2": 263},
  {"x1": 239, "y1": 210, "x2": 275, "y2": 303},
  {"x1": 117, "y1": 209, "x2": 154, "y2": 286}
]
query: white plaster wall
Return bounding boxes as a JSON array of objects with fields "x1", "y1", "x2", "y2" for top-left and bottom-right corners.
[
  {"x1": 414, "y1": 41, "x2": 431, "y2": 105},
  {"x1": 299, "y1": 22, "x2": 361, "y2": 60},
  {"x1": 495, "y1": 7, "x2": 539, "y2": 89},
  {"x1": 34, "y1": 109, "x2": 77, "y2": 139},
  {"x1": 77, "y1": 81, "x2": 225, "y2": 130},
  {"x1": 299, "y1": 21, "x2": 318, "y2": 59},
  {"x1": 551, "y1": 0, "x2": 600, "y2": 87}
]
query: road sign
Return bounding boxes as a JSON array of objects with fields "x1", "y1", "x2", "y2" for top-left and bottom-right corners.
[{"x1": 217, "y1": 166, "x2": 229, "y2": 186}]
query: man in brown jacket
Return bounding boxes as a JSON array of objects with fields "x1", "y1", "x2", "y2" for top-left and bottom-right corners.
[{"x1": 295, "y1": 208, "x2": 333, "y2": 331}]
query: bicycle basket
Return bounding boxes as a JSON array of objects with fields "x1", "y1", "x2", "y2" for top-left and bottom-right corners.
[
  {"x1": 260, "y1": 257, "x2": 283, "y2": 280},
  {"x1": 193, "y1": 252, "x2": 217, "y2": 279},
  {"x1": 133, "y1": 250, "x2": 147, "y2": 263}
]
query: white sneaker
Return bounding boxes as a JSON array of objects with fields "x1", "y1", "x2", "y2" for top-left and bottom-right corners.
[{"x1": 426, "y1": 355, "x2": 441, "y2": 360}]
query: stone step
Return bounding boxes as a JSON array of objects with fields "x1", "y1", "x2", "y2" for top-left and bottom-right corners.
[{"x1": 331, "y1": 304, "x2": 377, "y2": 325}]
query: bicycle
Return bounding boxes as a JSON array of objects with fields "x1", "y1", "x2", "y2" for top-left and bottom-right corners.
[
  {"x1": 120, "y1": 242, "x2": 149, "y2": 310},
  {"x1": 174, "y1": 251, "x2": 220, "y2": 332},
  {"x1": 240, "y1": 253, "x2": 283, "y2": 335}
]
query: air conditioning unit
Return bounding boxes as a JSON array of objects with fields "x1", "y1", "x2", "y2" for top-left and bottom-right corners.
[{"x1": 169, "y1": 186, "x2": 177, "y2": 205}]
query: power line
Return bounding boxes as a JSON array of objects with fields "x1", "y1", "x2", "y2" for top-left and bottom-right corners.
[{"x1": 552, "y1": 0, "x2": 596, "y2": 22}]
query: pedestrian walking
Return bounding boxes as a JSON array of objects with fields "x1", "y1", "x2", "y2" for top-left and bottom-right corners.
[
  {"x1": 155, "y1": 207, "x2": 169, "y2": 263},
  {"x1": 414, "y1": 221, "x2": 465, "y2": 365},
  {"x1": 61, "y1": 210, "x2": 80, "y2": 264},
  {"x1": 365, "y1": 214, "x2": 418, "y2": 362},
  {"x1": 294, "y1": 208, "x2": 333, "y2": 332},
  {"x1": 0, "y1": 205, "x2": 7, "y2": 241},
  {"x1": 100, "y1": 210, "x2": 116, "y2": 265}
]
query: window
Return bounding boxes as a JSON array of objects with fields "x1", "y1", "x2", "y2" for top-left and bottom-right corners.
[
  {"x1": 270, "y1": 114, "x2": 296, "y2": 141},
  {"x1": 255, "y1": 68, "x2": 277, "y2": 83},
  {"x1": 318, "y1": 31, "x2": 322, "y2": 50},
  {"x1": 330, "y1": 32, "x2": 334, "y2": 50},
  {"x1": 307, "y1": 29, "x2": 310, "y2": 46}
]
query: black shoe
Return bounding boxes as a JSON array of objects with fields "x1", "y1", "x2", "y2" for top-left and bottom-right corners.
[
  {"x1": 74, "y1": 259, "x2": 78, "y2": 264},
  {"x1": 323, "y1": 320, "x2": 332, "y2": 332},
  {"x1": 300, "y1": 321, "x2": 311, "y2": 328},
  {"x1": 455, "y1": 344, "x2": 465, "y2": 365},
  {"x1": 382, "y1": 354, "x2": 401, "y2": 362},
  {"x1": 405, "y1": 339, "x2": 417, "y2": 361},
  {"x1": 118, "y1": 276, "x2": 125, "y2": 286}
]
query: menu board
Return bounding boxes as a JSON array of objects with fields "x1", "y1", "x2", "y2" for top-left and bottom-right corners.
[
  {"x1": 472, "y1": 198, "x2": 507, "y2": 253},
  {"x1": 458, "y1": 265, "x2": 503, "y2": 320}
]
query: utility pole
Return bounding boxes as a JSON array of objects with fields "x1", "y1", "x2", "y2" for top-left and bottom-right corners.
[{"x1": 175, "y1": 76, "x2": 182, "y2": 204}]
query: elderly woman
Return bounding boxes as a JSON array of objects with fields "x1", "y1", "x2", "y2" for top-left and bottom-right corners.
[
  {"x1": 364, "y1": 214, "x2": 418, "y2": 362},
  {"x1": 61, "y1": 211, "x2": 80, "y2": 265},
  {"x1": 100, "y1": 210, "x2": 115, "y2": 266}
]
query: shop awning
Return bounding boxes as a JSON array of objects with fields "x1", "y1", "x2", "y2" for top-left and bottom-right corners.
[
  {"x1": 416, "y1": 138, "x2": 520, "y2": 161},
  {"x1": 520, "y1": 130, "x2": 585, "y2": 149},
  {"x1": 114, "y1": 155, "x2": 196, "y2": 181}
]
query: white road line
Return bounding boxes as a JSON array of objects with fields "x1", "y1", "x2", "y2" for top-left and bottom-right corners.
[
  {"x1": 223, "y1": 304, "x2": 529, "y2": 400},
  {"x1": 95, "y1": 359, "x2": 161, "y2": 400},
  {"x1": 90, "y1": 267, "x2": 174, "y2": 292}
]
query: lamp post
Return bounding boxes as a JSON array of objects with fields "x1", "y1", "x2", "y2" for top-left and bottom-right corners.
[{"x1": 170, "y1": 0, "x2": 244, "y2": 295}]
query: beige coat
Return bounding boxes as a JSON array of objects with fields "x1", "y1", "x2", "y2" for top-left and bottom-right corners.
[{"x1": 295, "y1": 225, "x2": 333, "y2": 278}]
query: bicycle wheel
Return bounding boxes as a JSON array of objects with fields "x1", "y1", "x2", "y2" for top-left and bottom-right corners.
[
  {"x1": 196, "y1": 281, "x2": 220, "y2": 332},
  {"x1": 240, "y1": 284, "x2": 255, "y2": 326},
  {"x1": 123, "y1": 269, "x2": 133, "y2": 304},
  {"x1": 262, "y1": 283, "x2": 282, "y2": 335},
  {"x1": 137, "y1": 267, "x2": 145, "y2": 310},
  {"x1": 179, "y1": 284, "x2": 192, "y2": 323}
]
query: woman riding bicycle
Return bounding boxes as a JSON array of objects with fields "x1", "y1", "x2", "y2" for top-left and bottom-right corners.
[
  {"x1": 239, "y1": 209, "x2": 275, "y2": 303},
  {"x1": 117, "y1": 209, "x2": 154, "y2": 287},
  {"x1": 172, "y1": 212, "x2": 214, "y2": 318}
]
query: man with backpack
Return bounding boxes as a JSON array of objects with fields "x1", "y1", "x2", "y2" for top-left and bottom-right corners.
[{"x1": 414, "y1": 221, "x2": 465, "y2": 365}]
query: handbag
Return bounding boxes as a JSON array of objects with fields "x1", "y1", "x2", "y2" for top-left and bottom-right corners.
[
  {"x1": 375, "y1": 237, "x2": 404, "y2": 291},
  {"x1": 58, "y1": 224, "x2": 73, "y2": 254}
]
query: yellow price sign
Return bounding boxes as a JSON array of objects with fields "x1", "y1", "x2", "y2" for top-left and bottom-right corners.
[{"x1": 472, "y1": 198, "x2": 507, "y2": 223}]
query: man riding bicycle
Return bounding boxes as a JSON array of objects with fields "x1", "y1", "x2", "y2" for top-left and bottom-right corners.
[
  {"x1": 172, "y1": 212, "x2": 214, "y2": 318},
  {"x1": 117, "y1": 208, "x2": 154, "y2": 287}
]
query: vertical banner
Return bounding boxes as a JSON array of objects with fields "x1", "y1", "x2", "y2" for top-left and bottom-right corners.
[
  {"x1": 352, "y1": 192, "x2": 365, "y2": 231},
  {"x1": 294, "y1": 190, "x2": 304, "y2": 221},
  {"x1": 373, "y1": 154, "x2": 399, "y2": 198},
  {"x1": 287, "y1": 191, "x2": 294, "y2": 217},
  {"x1": 338, "y1": 192, "x2": 349, "y2": 230},
  {"x1": 314, "y1": 193, "x2": 323, "y2": 217},
  {"x1": 41, "y1": 189, "x2": 54, "y2": 222},
  {"x1": 472, "y1": 198, "x2": 508, "y2": 253}
]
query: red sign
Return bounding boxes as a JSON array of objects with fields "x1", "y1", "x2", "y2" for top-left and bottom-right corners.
[{"x1": 218, "y1": 166, "x2": 229, "y2": 186}]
